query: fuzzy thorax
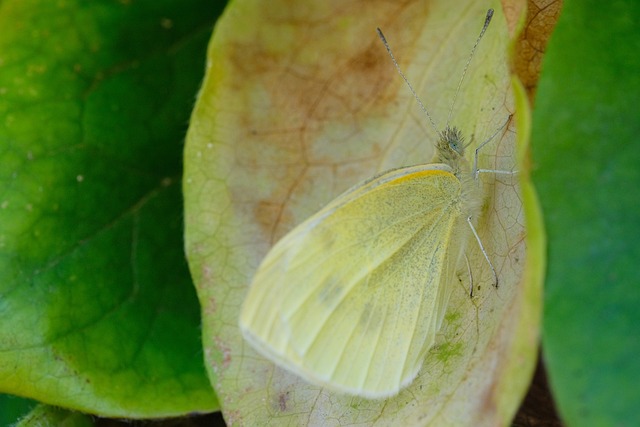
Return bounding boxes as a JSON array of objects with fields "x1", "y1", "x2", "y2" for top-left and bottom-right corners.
[{"x1": 435, "y1": 126, "x2": 482, "y2": 219}]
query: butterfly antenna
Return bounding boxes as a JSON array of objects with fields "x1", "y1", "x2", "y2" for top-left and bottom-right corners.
[
  {"x1": 377, "y1": 28, "x2": 439, "y2": 134},
  {"x1": 445, "y1": 8, "x2": 494, "y2": 127}
]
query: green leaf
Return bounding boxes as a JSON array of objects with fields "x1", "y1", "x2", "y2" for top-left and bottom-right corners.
[
  {"x1": 533, "y1": 0, "x2": 640, "y2": 426},
  {"x1": 0, "y1": 0, "x2": 223, "y2": 418},
  {"x1": 0, "y1": 394, "x2": 37, "y2": 426},
  {"x1": 185, "y1": 0, "x2": 539, "y2": 424},
  {"x1": 16, "y1": 405, "x2": 93, "y2": 427}
]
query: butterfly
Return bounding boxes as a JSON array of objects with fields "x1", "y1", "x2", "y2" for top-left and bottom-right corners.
[{"x1": 240, "y1": 9, "x2": 512, "y2": 398}]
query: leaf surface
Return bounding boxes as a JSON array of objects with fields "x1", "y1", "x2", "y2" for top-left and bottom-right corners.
[
  {"x1": 185, "y1": 0, "x2": 539, "y2": 424},
  {"x1": 533, "y1": 0, "x2": 640, "y2": 425},
  {"x1": 0, "y1": 0, "x2": 222, "y2": 417}
]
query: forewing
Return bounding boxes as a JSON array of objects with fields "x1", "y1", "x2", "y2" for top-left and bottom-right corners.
[{"x1": 240, "y1": 165, "x2": 464, "y2": 397}]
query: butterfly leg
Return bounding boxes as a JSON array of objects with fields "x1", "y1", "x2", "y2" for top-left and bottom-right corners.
[
  {"x1": 466, "y1": 216, "x2": 499, "y2": 288},
  {"x1": 473, "y1": 114, "x2": 514, "y2": 180}
]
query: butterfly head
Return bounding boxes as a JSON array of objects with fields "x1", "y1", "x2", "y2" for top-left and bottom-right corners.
[{"x1": 436, "y1": 126, "x2": 467, "y2": 176}]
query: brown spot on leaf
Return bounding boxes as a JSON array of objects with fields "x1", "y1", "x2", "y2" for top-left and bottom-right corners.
[
  {"x1": 278, "y1": 391, "x2": 290, "y2": 412},
  {"x1": 513, "y1": 0, "x2": 563, "y2": 101}
]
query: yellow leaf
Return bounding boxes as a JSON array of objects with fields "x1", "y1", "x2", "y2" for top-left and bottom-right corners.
[{"x1": 184, "y1": 0, "x2": 541, "y2": 425}]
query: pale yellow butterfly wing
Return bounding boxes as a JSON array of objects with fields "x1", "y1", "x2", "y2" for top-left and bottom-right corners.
[{"x1": 240, "y1": 164, "x2": 468, "y2": 398}]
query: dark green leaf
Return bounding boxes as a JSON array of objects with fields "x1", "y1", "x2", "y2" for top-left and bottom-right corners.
[
  {"x1": 533, "y1": 1, "x2": 640, "y2": 425},
  {"x1": 0, "y1": 394, "x2": 37, "y2": 426},
  {"x1": 0, "y1": 0, "x2": 224, "y2": 418},
  {"x1": 16, "y1": 404, "x2": 93, "y2": 427}
]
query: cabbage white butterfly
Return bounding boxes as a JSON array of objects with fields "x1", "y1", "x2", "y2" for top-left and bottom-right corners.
[{"x1": 240, "y1": 9, "x2": 512, "y2": 398}]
